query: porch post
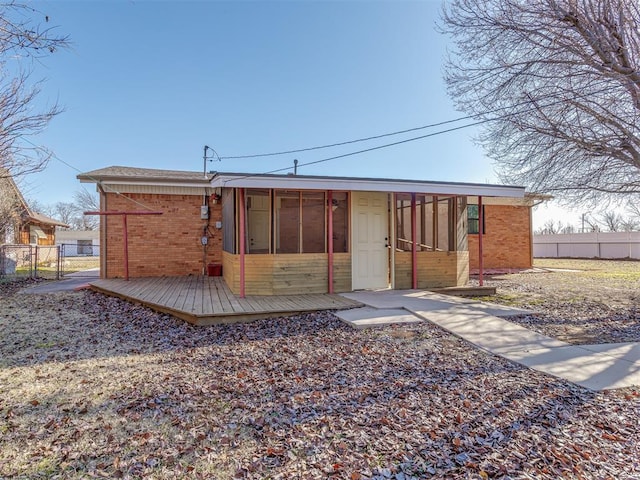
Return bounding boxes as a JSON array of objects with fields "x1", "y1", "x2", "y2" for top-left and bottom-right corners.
[
  {"x1": 478, "y1": 195, "x2": 484, "y2": 287},
  {"x1": 327, "y1": 190, "x2": 334, "y2": 294},
  {"x1": 411, "y1": 193, "x2": 417, "y2": 289},
  {"x1": 238, "y1": 188, "x2": 246, "y2": 298},
  {"x1": 123, "y1": 214, "x2": 129, "y2": 281}
]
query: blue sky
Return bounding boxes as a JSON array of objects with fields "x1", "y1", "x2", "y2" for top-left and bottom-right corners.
[{"x1": 22, "y1": 0, "x2": 567, "y2": 228}]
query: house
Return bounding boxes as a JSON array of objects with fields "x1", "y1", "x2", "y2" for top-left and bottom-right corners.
[
  {"x1": 77, "y1": 166, "x2": 529, "y2": 295},
  {"x1": 55, "y1": 229, "x2": 100, "y2": 256},
  {"x1": 467, "y1": 194, "x2": 545, "y2": 272},
  {"x1": 0, "y1": 171, "x2": 68, "y2": 245}
]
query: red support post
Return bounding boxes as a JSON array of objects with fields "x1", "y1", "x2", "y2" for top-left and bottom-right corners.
[
  {"x1": 123, "y1": 214, "x2": 129, "y2": 281},
  {"x1": 411, "y1": 193, "x2": 417, "y2": 289},
  {"x1": 238, "y1": 188, "x2": 246, "y2": 298},
  {"x1": 83, "y1": 210, "x2": 163, "y2": 281},
  {"x1": 327, "y1": 190, "x2": 334, "y2": 294},
  {"x1": 478, "y1": 195, "x2": 484, "y2": 287}
]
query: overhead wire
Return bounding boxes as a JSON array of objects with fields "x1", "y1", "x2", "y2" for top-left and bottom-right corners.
[
  {"x1": 217, "y1": 80, "x2": 625, "y2": 161},
  {"x1": 21, "y1": 137, "x2": 161, "y2": 212},
  {"x1": 220, "y1": 81, "x2": 624, "y2": 184}
]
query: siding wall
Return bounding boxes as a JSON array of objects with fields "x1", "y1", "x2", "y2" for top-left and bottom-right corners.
[
  {"x1": 468, "y1": 204, "x2": 532, "y2": 270},
  {"x1": 223, "y1": 252, "x2": 351, "y2": 295},
  {"x1": 394, "y1": 251, "x2": 469, "y2": 289}
]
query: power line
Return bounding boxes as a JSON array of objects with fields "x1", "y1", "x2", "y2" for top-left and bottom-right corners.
[
  {"x1": 217, "y1": 81, "x2": 622, "y2": 161},
  {"x1": 20, "y1": 137, "x2": 160, "y2": 213},
  {"x1": 220, "y1": 81, "x2": 624, "y2": 184},
  {"x1": 222, "y1": 119, "x2": 489, "y2": 185},
  {"x1": 219, "y1": 116, "x2": 477, "y2": 160}
]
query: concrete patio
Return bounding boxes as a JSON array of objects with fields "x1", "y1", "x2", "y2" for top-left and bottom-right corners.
[{"x1": 337, "y1": 289, "x2": 640, "y2": 391}]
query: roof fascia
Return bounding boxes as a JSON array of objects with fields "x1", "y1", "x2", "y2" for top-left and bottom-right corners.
[
  {"x1": 79, "y1": 178, "x2": 211, "y2": 189},
  {"x1": 210, "y1": 174, "x2": 525, "y2": 198}
]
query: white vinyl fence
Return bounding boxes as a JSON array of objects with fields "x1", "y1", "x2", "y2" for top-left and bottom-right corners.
[{"x1": 534, "y1": 232, "x2": 640, "y2": 259}]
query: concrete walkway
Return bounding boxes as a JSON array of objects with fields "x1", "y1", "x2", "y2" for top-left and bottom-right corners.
[
  {"x1": 338, "y1": 290, "x2": 640, "y2": 391},
  {"x1": 21, "y1": 269, "x2": 100, "y2": 294}
]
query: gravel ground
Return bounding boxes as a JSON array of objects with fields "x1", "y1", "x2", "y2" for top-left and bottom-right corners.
[
  {"x1": 1, "y1": 275, "x2": 639, "y2": 480},
  {"x1": 471, "y1": 259, "x2": 640, "y2": 344}
]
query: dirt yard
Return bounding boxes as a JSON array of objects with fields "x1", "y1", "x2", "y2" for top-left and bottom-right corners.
[
  {"x1": 472, "y1": 259, "x2": 640, "y2": 344},
  {"x1": 0, "y1": 260, "x2": 639, "y2": 479}
]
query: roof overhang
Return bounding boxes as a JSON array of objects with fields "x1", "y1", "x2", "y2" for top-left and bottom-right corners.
[{"x1": 211, "y1": 173, "x2": 526, "y2": 198}]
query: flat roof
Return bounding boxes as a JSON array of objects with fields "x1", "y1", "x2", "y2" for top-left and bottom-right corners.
[
  {"x1": 78, "y1": 166, "x2": 526, "y2": 198},
  {"x1": 210, "y1": 172, "x2": 525, "y2": 198}
]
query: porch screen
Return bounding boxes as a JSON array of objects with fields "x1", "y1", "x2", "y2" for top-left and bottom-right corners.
[
  {"x1": 222, "y1": 188, "x2": 235, "y2": 253},
  {"x1": 395, "y1": 194, "x2": 454, "y2": 252},
  {"x1": 331, "y1": 192, "x2": 348, "y2": 253},
  {"x1": 302, "y1": 192, "x2": 325, "y2": 253},
  {"x1": 275, "y1": 191, "x2": 299, "y2": 253}
]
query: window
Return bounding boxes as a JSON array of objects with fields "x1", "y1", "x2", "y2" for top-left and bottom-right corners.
[
  {"x1": 468, "y1": 204, "x2": 485, "y2": 234},
  {"x1": 77, "y1": 240, "x2": 93, "y2": 255}
]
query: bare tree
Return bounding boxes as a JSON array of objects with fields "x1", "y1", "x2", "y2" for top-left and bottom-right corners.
[
  {"x1": 585, "y1": 217, "x2": 601, "y2": 232},
  {"x1": 0, "y1": 175, "x2": 20, "y2": 242},
  {"x1": 538, "y1": 219, "x2": 562, "y2": 235},
  {"x1": 441, "y1": 0, "x2": 640, "y2": 203},
  {"x1": 73, "y1": 188, "x2": 98, "y2": 230},
  {"x1": 599, "y1": 210, "x2": 623, "y2": 231},
  {"x1": 51, "y1": 201, "x2": 76, "y2": 227},
  {"x1": 36, "y1": 189, "x2": 99, "y2": 230},
  {"x1": 619, "y1": 215, "x2": 640, "y2": 231},
  {"x1": 0, "y1": 2, "x2": 68, "y2": 178}
]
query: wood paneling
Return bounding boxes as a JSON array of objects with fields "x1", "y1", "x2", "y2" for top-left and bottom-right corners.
[
  {"x1": 394, "y1": 251, "x2": 468, "y2": 289},
  {"x1": 223, "y1": 252, "x2": 352, "y2": 295}
]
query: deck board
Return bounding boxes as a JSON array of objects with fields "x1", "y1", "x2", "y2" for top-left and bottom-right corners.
[{"x1": 90, "y1": 276, "x2": 362, "y2": 325}]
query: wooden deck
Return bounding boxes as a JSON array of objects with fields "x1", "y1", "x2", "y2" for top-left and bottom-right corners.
[{"x1": 90, "y1": 275, "x2": 363, "y2": 325}]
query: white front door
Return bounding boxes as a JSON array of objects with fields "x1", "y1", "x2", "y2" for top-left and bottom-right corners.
[{"x1": 352, "y1": 191, "x2": 389, "y2": 290}]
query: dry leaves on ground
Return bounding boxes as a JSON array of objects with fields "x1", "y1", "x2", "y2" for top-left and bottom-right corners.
[
  {"x1": 1, "y1": 279, "x2": 639, "y2": 479},
  {"x1": 471, "y1": 259, "x2": 640, "y2": 344}
]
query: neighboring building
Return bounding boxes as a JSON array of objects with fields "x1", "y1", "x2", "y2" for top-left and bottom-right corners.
[
  {"x1": 78, "y1": 166, "x2": 528, "y2": 295},
  {"x1": 467, "y1": 194, "x2": 546, "y2": 271},
  {"x1": 55, "y1": 229, "x2": 100, "y2": 256},
  {"x1": 0, "y1": 171, "x2": 68, "y2": 245}
]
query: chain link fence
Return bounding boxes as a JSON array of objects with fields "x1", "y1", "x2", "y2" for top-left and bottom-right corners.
[
  {"x1": 59, "y1": 243, "x2": 100, "y2": 277},
  {"x1": 1, "y1": 243, "x2": 101, "y2": 280},
  {"x1": 0, "y1": 244, "x2": 61, "y2": 280}
]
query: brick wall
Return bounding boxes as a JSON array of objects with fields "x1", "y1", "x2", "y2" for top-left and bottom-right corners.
[
  {"x1": 468, "y1": 204, "x2": 532, "y2": 270},
  {"x1": 101, "y1": 192, "x2": 223, "y2": 278}
]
